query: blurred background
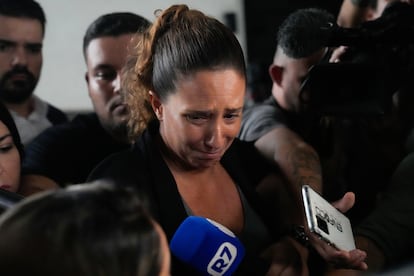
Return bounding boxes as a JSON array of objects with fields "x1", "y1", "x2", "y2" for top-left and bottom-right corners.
[{"x1": 36, "y1": 0, "x2": 342, "y2": 113}]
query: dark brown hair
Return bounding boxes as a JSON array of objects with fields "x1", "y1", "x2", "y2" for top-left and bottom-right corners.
[
  {"x1": 125, "y1": 4, "x2": 246, "y2": 138},
  {"x1": 0, "y1": 181, "x2": 162, "y2": 276}
]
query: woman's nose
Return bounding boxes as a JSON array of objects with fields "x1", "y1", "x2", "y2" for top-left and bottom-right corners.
[{"x1": 205, "y1": 122, "x2": 225, "y2": 149}]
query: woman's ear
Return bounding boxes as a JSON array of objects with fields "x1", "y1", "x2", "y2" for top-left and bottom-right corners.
[
  {"x1": 269, "y1": 64, "x2": 283, "y2": 87},
  {"x1": 149, "y1": 91, "x2": 163, "y2": 120}
]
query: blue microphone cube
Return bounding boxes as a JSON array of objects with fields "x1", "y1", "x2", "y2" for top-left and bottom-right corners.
[{"x1": 170, "y1": 216, "x2": 245, "y2": 276}]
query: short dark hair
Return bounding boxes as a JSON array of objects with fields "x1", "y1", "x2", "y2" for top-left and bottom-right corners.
[
  {"x1": 0, "y1": 181, "x2": 162, "y2": 276},
  {"x1": 276, "y1": 8, "x2": 334, "y2": 59},
  {"x1": 83, "y1": 12, "x2": 151, "y2": 58},
  {"x1": 0, "y1": 0, "x2": 46, "y2": 36},
  {"x1": 126, "y1": 5, "x2": 246, "y2": 137}
]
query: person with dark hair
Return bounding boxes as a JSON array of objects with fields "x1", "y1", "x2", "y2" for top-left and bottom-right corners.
[
  {"x1": 238, "y1": 7, "x2": 334, "y2": 229},
  {"x1": 0, "y1": 101, "x2": 23, "y2": 193},
  {"x1": 240, "y1": 4, "x2": 402, "y2": 221},
  {"x1": 0, "y1": 181, "x2": 171, "y2": 276},
  {"x1": 88, "y1": 5, "x2": 367, "y2": 275},
  {"x1": 82, "y1": 12, "x2": 151, "y2": 57},
  {"x1": 0, "y1": 0, "x2": 68, "y2": 145},
  {"x1": 240, "y1": 8, "x2": 335, "y2": 195},
  {"x1": 19, "y1": 12, "x2": 151, "y2": 195},
  {"x1": 240, "y1": 5, "x2": 414, "y2": 274},
  {"x1": 237, "y1": 7, "x2": 376, "y2": 273},
  {"x1": 0, "y1": 101, "x2": 24, "y2": 213}
]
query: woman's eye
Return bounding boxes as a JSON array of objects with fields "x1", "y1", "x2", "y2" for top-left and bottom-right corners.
[
  {"x1": 186, "y1": 114, "x2": 209, "y2": 123},
  {"x1": 224, "y1": 113, "x2": 240, "y2": 121},
  {"x1": 0, "y1": 145, "x2": 13, "y2": 153},
  {"x1": 187, "y1": 115, "x2": 202, "y2": 120}
]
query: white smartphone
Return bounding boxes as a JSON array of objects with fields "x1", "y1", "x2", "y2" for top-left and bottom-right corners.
[{"x1": 302, "y1": 185, "x2": 356, "y2": 251}]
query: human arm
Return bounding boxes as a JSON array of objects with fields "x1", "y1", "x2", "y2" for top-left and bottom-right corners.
[
  {"x1": 261, "y1": 234, "x2": 367, "y2": 275},
  {"x1": 252, "y1": 126, "x2": 366, "y2": 271},
  {"x1": 253, "y1": 171, "x2": 310, "y2": 276},
  {"x1": 255, "y1": 168, "x2": 367, "y2": 274},
  {"x1": 261, "y1": 237, "x2": 309, "y2": 276},
  {"x1": 322, "y1": 230, "x2": 381, "y2": 275},
  {"x1": 260, "y1": 234, "x2": 366, "y2": 276},
  {"x1": 254, "y1": 126, "x2": 322, "y2": 235},
  {"x1": 254, "y1": 126, "x2": 322, "y2": 193},
  {"x1": 309, "y1": 192, "x2": 368, "y2": 271},
  {"x1": 337, "y1": 0, "x2": 372, "y2": 27}
]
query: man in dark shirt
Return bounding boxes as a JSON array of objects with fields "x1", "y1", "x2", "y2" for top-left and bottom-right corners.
[{"x1": 19, "y1": 12, "x2": 151, "y2": 194}]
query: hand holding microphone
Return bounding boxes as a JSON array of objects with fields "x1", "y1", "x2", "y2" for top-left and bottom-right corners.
[{"x1": 170, "y1": 216, "x2": 245, "y2": 276}]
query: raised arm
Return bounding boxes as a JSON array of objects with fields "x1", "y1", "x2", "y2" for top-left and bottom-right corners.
[{"x1": 254, "y1": 126, "x2": 322, "y2": 193}]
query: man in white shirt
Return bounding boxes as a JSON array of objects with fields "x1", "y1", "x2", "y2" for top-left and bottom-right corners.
[{"x1": 0, "y1": 0, "x2": 68, "y2": 145}]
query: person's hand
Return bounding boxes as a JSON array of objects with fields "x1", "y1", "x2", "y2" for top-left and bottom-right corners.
[
  {"x1": 308, "y1": 232, "x2": 368, "y2": 270},
  {"x1": 329, "y1": 46, "x2": 349, "y2": 63},
  {"x1": 331, "y1": 191, "x2": 355, "y2": 212},
  {"x1": 307, "y1": 192, "x2": 368, "y2": 271},
  {"x1": 261, "y1": 237, "x2": 309, "y2": 276}
]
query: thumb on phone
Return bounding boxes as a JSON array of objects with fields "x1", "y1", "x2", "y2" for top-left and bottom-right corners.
[{"x1": 331, "y1": 192, "x2": 355, "y2": 213}]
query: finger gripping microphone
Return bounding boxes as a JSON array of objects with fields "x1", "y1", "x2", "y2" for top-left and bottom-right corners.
[{"x1": 170, "y1": 216, "x2": 245, "y2": 276}]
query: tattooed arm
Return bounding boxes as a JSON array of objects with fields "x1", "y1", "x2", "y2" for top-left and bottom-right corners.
[
  {"x1": 254, "y1": 126, "x2": 322, "y2": 193},
  {"x1": 253, "y1": 125, "x2": 322, "y2": 226},
  {"x1": 254, "y1": 126, "x2": 368, "y2": 271}
]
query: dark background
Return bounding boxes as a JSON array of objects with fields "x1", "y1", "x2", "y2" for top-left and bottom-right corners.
[{"x1": 243, "y1": 0, "x2": 343, "y2": 102}]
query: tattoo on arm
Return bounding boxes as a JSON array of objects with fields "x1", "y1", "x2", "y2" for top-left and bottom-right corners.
[{"x1": 287, "y1": 145, "x2": 322, "y2": 193}]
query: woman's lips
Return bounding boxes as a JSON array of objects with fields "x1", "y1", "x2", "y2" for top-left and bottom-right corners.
[
  {"x1": 0, "y1": 184, "x2": 11, "y2": 191},
  {"x1": 199, "y1": 151, "x2": 222, "y2": 160}
]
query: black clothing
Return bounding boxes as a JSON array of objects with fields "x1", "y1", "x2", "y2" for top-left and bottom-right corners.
[
  {"x1": 22, "y1": 113, "x2": 129, "y2": 186},
  {"x1": 46, "y1": 104, "x2": 68, "y2": 125},
  {"x1": 239, "y1": 96, "x2": 405, "y2": 225},
  {"x1": 88, "y1": 120, "x2": 285, "y2": 276},
  {"x1": 356, "y1": 152, "x2": 414, "y2": 267}
]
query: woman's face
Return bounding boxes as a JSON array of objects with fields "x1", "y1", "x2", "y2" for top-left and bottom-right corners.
[
  {"x1": 0, "y1": 121, "x2": 21, "y2": 192},
  {"x1": 154, "y1": 69, "x2": 245, "y2": 169}
]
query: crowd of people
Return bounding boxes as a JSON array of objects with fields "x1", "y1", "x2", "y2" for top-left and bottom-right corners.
[{"x1": 0, "y1": 0, "x2": 413, "y2": 275}]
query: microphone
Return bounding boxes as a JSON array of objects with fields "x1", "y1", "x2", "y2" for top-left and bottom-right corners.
[{"x1": 170, "y1": 216, "x2": 245, "y2": 276}]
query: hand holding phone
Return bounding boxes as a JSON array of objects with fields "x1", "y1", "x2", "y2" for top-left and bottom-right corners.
[{"x1": 302, "y1": 185, "x2": 356, "y2": 251}]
